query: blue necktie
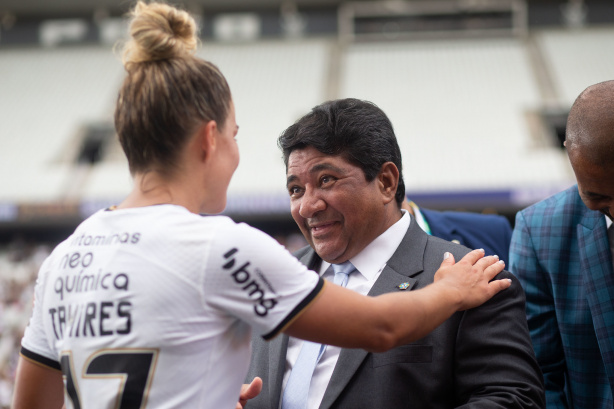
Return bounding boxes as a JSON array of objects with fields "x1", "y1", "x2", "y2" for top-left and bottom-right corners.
[{"x1": 281, "y1": 261, "x2": 356, "y2": 409}]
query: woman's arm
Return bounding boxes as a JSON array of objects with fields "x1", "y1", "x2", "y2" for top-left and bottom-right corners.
[
  {"x1": 285, "y1": 249, "x2": 509, "y2": 352},
  {"x1": 12, "y1": 356, "x2": 64, "y2": 409}
]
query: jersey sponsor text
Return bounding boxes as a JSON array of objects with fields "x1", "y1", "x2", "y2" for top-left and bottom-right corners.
[{"x1": 223, "y1": 248, "x2": 278, "y2": 317}]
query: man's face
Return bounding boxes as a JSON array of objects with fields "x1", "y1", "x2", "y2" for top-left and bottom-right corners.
[
  {"x1": 286, "y1": 146, "x2": 392, "y2": 264},
  {"x1": 569, "y1": 148, "x2": 614, "y2": 221}
]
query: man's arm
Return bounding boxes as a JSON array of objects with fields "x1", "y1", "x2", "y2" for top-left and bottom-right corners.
[
  {"x1": 454, "y1": 271, "x2": 545, "y2": 408},
  {"x1": 510, "y1": 212, "x2": 568, "y2": 408}
]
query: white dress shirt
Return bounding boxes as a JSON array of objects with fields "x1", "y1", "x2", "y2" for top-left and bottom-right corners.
[
  {"x1": 281, "y1": 210, "x2": 411, "y2": 409},
  {"x1": 606, "y1": 216, "x2": 613, "y2": 272}
]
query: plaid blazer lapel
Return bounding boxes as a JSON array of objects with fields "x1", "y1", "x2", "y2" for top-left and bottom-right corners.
[{"x1": 578, "y1": 211, "x2": 614, "y2": 392}]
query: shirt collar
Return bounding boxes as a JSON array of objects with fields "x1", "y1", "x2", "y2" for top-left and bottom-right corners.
[
  {"x1": 607, "y1": 215, "x2": 612, "y2": 229},
  {"x1": 320, "y1": 210, "x2": 410, "y2": 281}
]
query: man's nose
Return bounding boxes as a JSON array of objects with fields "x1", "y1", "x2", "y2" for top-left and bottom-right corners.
[{"x1": 299, "y1": 188, "x2": 325, "y2": 218}]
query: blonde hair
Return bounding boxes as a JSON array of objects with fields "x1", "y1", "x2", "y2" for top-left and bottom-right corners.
[
  {"x1": 115, "y1": 1, "x2": 232, "y2": 175},
  {"x1": 122, "y1": 1, "x2": 197, "y2": 67}
]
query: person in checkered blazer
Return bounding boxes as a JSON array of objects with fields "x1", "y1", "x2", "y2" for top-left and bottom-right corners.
[{"x1": 510, "y1": 80, "x2": 614, "y2": 409}]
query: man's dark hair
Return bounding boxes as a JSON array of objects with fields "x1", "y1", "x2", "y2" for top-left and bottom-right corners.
[{"x1": 278, "y1": 98, "x2": 406, "y2": 206}]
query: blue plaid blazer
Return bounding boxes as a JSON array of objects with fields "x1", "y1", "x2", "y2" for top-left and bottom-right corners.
[{"x1": 510, "y1": 185, "x2": 614, "y2": 408}]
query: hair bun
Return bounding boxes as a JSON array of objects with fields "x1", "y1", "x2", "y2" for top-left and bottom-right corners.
[{"x1": 123, "y1": 1, "x2": 198, "y2": 66}]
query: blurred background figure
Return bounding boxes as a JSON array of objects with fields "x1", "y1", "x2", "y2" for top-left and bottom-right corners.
[
  {"x1": 1, "y1": 0, "x2": 614, "y2": 402},
  {"x1": 402, "y1": 198, "x2": 512, "y2": 263}
]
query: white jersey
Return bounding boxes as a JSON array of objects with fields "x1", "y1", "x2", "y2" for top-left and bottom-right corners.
[{"x1": 21, "y1": 205, "x2": 323, "y2": 409}]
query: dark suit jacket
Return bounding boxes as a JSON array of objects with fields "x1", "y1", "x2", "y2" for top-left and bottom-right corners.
[
  {"x1": 246, "y1": 216, "x2": 545, "y2": 408},
  {"x1": 510, "y1": 185, "x2": 614, "y2": 408},
  {"x1": 420, "y1": 208, "x2": 512, "y2": 264}
]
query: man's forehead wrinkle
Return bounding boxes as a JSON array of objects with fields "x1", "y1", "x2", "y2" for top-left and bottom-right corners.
[{"x1": 310, "y1": 162, "x2": 344, "y2": 174}]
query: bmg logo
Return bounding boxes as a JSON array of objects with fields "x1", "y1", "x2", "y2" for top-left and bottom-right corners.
[{"x1": 223, "y1": 248, "x2": 278, "y2": 317}]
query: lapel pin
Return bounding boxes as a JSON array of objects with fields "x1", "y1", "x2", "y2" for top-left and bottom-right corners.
[{"x1": 397, "y1": 282, "x2": 410, "y2": 290}]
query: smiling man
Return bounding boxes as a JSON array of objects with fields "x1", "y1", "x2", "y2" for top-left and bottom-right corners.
[
  {"x1": 510, "y1": 80, "x2": 614, "y2": 409},
  {"x1": 244, "y1": 98, "x2": 544, "y2": 409},
  {"x1": 286, "y1": 145, "x2": 400, "y2": 264}
]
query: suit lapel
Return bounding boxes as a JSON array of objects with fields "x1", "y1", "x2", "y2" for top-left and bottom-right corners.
[
  {"x1": 578, "y1": 210, "x2": 614, "y2": 392},
  {"x1": 319, "y1": 217, "x2": 427, "y2": 409}
]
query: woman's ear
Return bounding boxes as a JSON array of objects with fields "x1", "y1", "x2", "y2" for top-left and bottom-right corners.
[
  {"x1": 198, "y1": 120, "x2": 218, "y2": 161},
  {"x1": 378, "y1": 162, "x2": 400, "y2": 204}
]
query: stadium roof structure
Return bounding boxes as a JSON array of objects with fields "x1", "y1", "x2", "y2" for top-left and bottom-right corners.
[
  {"x1": 0, "y1": 0, "x2": 607, "y2": 19},
  {"x1": 2, "y1": 0, "x2": 343, "y2": 18}
]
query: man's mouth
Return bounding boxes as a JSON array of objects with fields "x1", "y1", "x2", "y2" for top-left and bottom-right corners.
[{"x1": 308, "y1": 221, "x2": 337, "y2": 236}]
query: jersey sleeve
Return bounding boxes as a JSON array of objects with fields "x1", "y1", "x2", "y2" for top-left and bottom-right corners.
[
  {"x1": 21, "y1": 257, "x2": 61, "y2": 370},
  {"x1": 203, "y1": 221, "x2": 324, "y2": 340}
]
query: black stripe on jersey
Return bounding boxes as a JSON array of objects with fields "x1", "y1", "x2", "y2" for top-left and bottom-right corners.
[
  {"x1": 21, "y1": 346, "x2": 61, "y2": 371},
  {"x1": 262, "y1": 276, "x2": 325, "y2": 341}
]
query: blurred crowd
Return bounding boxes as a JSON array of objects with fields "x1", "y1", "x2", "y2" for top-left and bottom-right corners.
[{"x1": 0, "y1": 239, "x2": 50, "y2": 408}]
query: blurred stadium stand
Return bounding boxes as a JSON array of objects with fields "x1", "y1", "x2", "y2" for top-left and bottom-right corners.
[
  {"x1": 1, "y1": 0, "x2": 612, "y2": 238},
  {"x1": 0, "y1": 0, "x2": 613, "y2": 230},
  {"x1": 1, "y1": 0, "x2": 614, "y2": 403}
]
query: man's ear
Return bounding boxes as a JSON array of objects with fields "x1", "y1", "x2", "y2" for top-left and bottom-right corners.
[
  {"x1": 378, "y1": 162, "x2": 399, "y2": 204},
  {"x1": 198, "y1": 120, "x2": 218, "y2": 161}
]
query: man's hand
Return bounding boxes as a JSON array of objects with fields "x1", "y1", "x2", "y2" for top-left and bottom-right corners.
[
  {"x1": 236, "y1": 377, "x2": 263, "y2": 409},
  {"x1": 434, "y1": 249, "x2": 511, "y2": 311}
]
